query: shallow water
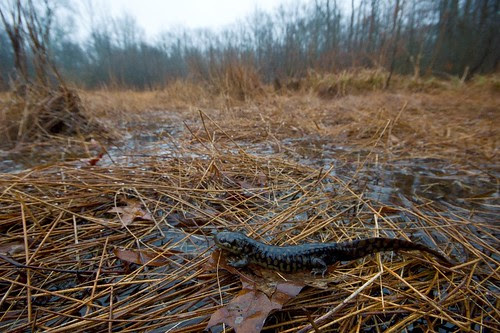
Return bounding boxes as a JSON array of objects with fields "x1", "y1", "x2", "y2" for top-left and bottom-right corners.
[{"x1": 1, "y1": 121, "x2": 498, "y2": 220}]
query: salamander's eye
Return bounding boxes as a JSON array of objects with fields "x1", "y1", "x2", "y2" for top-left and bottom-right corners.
[{"x1": 215, "y1": 234, "x2": 231, "y2": 246}]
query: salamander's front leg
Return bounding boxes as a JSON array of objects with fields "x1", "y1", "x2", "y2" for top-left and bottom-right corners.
[
  {"x1": 310, "y1": 257, "x2": 328, "y2": 277},
  {"x1": 227, "y1": 255, "x2": 249, "y2": 268}
]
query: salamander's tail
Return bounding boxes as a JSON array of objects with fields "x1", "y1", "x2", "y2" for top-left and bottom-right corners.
[{"x1": 340, "y1": 237, "x2": 453, "y2": 266}]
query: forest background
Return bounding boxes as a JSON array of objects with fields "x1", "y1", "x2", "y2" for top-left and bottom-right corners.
[{"x1": 1, "y1": 0, "x2": 498, "y2": 91}]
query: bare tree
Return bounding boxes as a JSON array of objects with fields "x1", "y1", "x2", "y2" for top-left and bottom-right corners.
[
  {"x1": 385, "y1": 0, "x2": 403, "y2": 87},
  {"x1": 0, "y1": 0, "x2": 28, "y2": 85},
  {"x1": 3, "y1": 0, "x2": 496, "y2": 90}
]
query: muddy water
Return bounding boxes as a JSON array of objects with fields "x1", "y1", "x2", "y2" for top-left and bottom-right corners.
[
  {"x1": 241, "y1": 136, "x2": 499, "y2": 218},
  {"x1": 361, "y1": 159, "x2": 498, "y2": 214}
]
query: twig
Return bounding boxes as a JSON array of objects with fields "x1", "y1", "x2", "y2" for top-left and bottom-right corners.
[
  {"x1": 297, "y1": 271, "x2": 383, "y2": 333},
  {"x1": 0, "y1": 254, "x2": 123, "y2": 275}
]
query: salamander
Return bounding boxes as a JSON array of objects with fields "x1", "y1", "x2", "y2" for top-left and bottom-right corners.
[{"x1": 214, "y1": 232, "x2": 452, "y2": 275}]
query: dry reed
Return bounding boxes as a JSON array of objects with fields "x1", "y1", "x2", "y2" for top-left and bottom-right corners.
[{"x1": 0, "y1": 142, "x2": 498, "y2": 331}]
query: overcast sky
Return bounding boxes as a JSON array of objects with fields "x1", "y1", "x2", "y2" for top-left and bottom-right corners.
[{"x1": 83, "y1": 0, "x2": 292, "y2": 39}]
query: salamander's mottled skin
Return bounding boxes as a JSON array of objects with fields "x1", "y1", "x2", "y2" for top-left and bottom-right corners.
[{"x1": 214, "y1": 232, "x2": 452, "y2": 275}]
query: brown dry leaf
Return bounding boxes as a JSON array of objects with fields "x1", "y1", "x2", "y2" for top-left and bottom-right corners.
[
  {"x1": 255, "y1": 171, "x2": 268, "y2": 186},
  {"x1": 207, "y1": 276, "x2": 303, "y2": 332},
  {"x1": 207, "y1": 288, "x2": 271, "y2": 332},
  {"x1": 378, "y1": 206, "x2": 401, "y2": 215},
  {"x1": 0, "y1": 242, "x2": 25, "y2": 256},
  {"x1": 206, "y1": 250, "x2": 305, "y2": 332},
  {"x1": 108, "y1": 199, "x2": 152, "y2": 227},
  {"x1": 235, "y1": 179, "x2": 255, "y2": 190},
  {"x1": 389, "y1": 134, "x2": 400, "y2": 144},
  {"x1": 113, "y1": 248, "x2": 179, "y2": 266}
]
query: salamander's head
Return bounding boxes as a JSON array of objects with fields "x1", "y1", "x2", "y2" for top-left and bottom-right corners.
[{"x1": 214, "y1": 232, "x2": 249, "y2": 254}]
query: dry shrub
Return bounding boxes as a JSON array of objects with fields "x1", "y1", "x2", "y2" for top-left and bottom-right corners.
[
  {"x1": 0, "y1": 84, "x2": 99, "y2": 149},
  {"x1": 159, "y1": 79, "x2": 212, "y2": 106},
  {"x1": 470, "y1": 73, "x2": 500, "y2": 93},
  {"x1": 304, "y1": 70, "x2": 500, "y2": 97},
  {"x1": 209, "y1": 62, "x2": 264, "y2": 101},
  {"x1": 273, "y1": 77, "x2": 305, "y2": 96},
  {"x1": 307, "y1": 68, "x2": 388, "y2": 98},
  {"x1": 401, "y1": 76, "x2": 452, "y2": 92}
]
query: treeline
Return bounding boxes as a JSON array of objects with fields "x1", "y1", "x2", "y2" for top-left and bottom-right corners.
[{"x1": 1, "y1": 0, "x2": 499, "y2": 90}]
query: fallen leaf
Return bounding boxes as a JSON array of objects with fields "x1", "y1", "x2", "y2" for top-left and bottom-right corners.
[
  {"x1": 108, "y1": 199, "x2": 152, "y2": 227},
  {"x1": 378, "y1": 206, "x2": 401, "y2": 215},
  {"x1": 207, "y1": 289, "x2": 273, "y2": 332},
  {"x1": 235, "y1": 179, "x2": 255, "y2": 190},
  {"x1": 113, "y1": 248, "x2": 180, "y2": 267},
  {"x1": 206, "y1": 250, "x2": 305, "y2": 332},
  {"x1": 255, "y1": 171, "x2": 268, "y2": 186},
  {"x1": 389, "y1": 134, "x2": 400, "y2": 144},
  {"x1": 207, "y1": 276, "x2": 303, "y2": 333}
]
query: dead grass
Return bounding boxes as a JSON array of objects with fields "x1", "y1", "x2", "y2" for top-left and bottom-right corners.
[
  {"x1": 80, "y1": 81, "x2": 215, "y2": 117},
  {"x1": 307, "y1": 68, "x2": 388, "y2": 97},
  {"x1": 0, "y1": 84, "x2": 100, "y2": 147},
  {"x1": 0, "y1": 140, "x2": 497, "y2": 332},
  {"x1": 0, "y1": 84, "x2": 111, "y2": 171},
  {"x1": 0, "y1": 74, "x2": 498, "y2": 331},
  {"x1": 173, "y1": 89, "x2": 498, "y2": 165}
]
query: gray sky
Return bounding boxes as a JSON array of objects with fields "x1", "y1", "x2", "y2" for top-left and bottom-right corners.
[{"x1": 89, "y1": 0, "x2": 289, "y2": 38}]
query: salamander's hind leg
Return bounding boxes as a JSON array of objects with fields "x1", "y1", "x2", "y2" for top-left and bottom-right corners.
[
  {"x1": 310, "y1": 257, "x2": 328, "y2": 277},
  {"x1": 227, "y1": 255, "x2": 249, "y2": 268}
]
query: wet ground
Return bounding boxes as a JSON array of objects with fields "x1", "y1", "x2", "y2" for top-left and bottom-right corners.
[
  {"x1": 2, "y1": 115, "x2": 498, "y2": 222},
  {"x1": 1, "y1": 110, "x2": 498, "y2": 333}
]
